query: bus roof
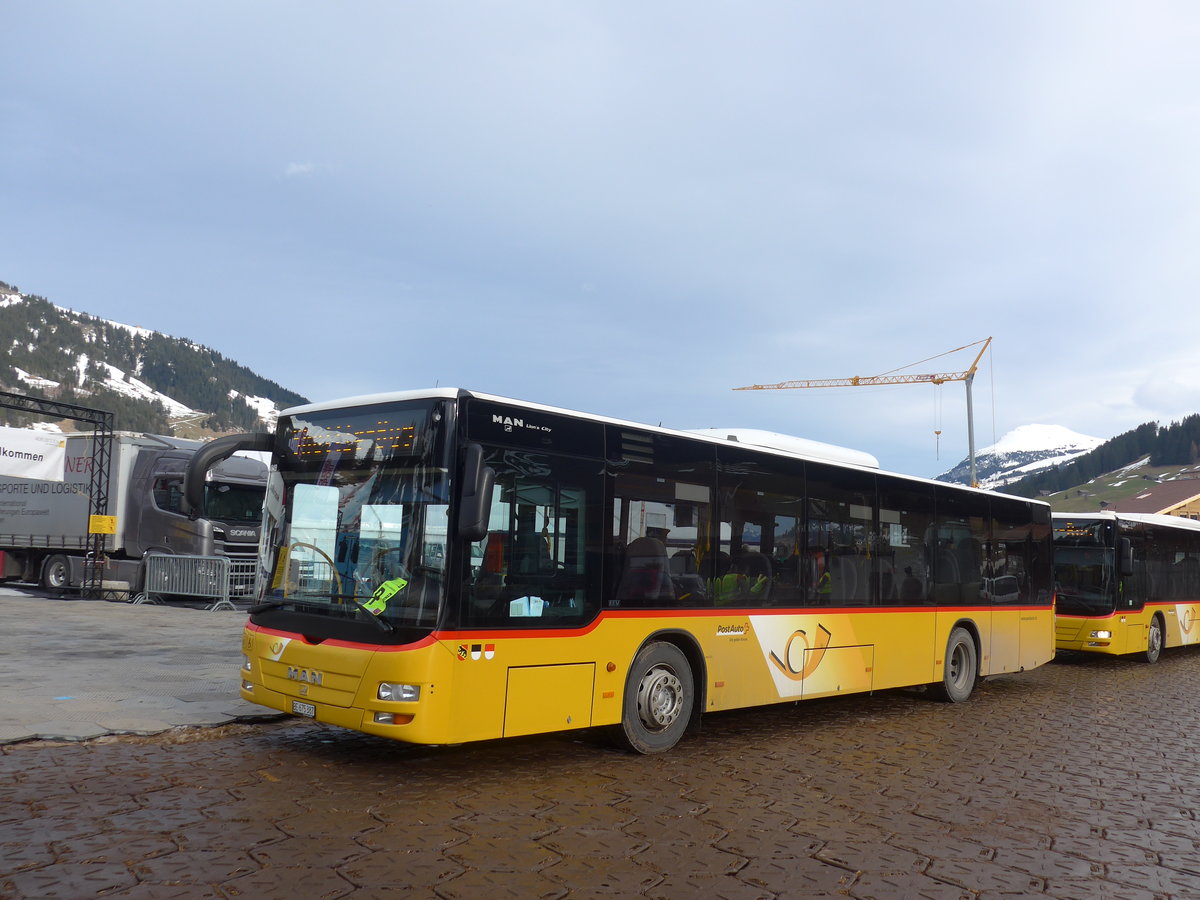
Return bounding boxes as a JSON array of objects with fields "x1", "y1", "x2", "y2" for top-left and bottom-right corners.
[
  {"x1": 284, "y1": 389, "x2": 880, "y2": 468},
  {"x1": 281, "y1": 388, "x2": 1041, "y2": 503},
  {"x1": 684, "y1": 427, "x2": 879, "y2": 469},
  {"x1": 1051, "y1": 510, "x2": 1200, "y2": 532}
]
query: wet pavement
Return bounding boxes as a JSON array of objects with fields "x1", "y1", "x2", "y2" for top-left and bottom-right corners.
[
  {"x1": 0, "y1": 587, "x2": 280, "y2": 745},
  {"x1": 4, "y1": 593, "x2": 1200, "y2": 898}
]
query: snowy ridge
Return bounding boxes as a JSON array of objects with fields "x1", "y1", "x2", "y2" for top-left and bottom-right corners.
[
  {"x1": 936, "y1": 424, "x2": 1103, "y2": 489},
  {"x1": 1, "y1": 283, "x2": 298, "y2": 430},
  {"x1": 83, "y1": 358, "x2": 195, "y2": 417},
  {"x1": 230, "y1": 390, "x2": 280, "y2": 428}
]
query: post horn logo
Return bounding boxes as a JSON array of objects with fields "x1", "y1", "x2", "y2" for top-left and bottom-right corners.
[{"x1": 768, "y1": 624, "x2": 832, "y2": 681}]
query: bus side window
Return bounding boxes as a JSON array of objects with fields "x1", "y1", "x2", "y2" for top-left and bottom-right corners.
[
  {"x1": 461, "y1": 448, "x2": 602, "y2": 627},
  {"x1": 931, "y1": 486, "x2": 988, "y2": 606},
  {"x1": 716, "y1": 486, "x2": 800, "y2": 609},
  {"x1": 611, "y1": 496, "x2": 711, "y2": 607},
  {"x1": 806, "y1": 465, "x2": 876, "y2": 607},
  {"x1": 878, "y1": 483, "x2": 934, "y2": 607},
  {"x1": 989, "y1": 497, "x2": 1040, "y2": 605}
]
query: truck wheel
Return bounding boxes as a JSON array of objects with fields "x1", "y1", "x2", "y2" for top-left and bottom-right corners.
[
  {"x1": 42, "y1": 555, "x2": 71, "y2": 591},
  {"x1": 929, "y1": 626, "x2": 977, "y2": 703},
  {"x1": 612, "y1": 641, "x2": 694, "y2": 754}
]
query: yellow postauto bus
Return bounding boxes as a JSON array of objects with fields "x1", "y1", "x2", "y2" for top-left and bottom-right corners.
[
  {"x1": 211, "y1": 389, "x2": 1055, "y2": 753},
  {"x1": 1053, "y1": 512, "x2": 1200, "y2": 663}
]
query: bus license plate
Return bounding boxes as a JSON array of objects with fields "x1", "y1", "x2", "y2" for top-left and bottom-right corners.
[{"x1": 292, "y1": 700, "x2": 316, "y2": 718}]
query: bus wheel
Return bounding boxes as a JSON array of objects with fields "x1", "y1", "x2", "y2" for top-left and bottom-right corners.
[
  {"x1": 929, "y1": 626, "x2": 977, "y2": 703},
  {"x1": 614, "y1": 642, "x2": 694, "y2": 754},
  {"x1": 1146, "y1": 615, "x2": 1164, "y2": 664},
  {"x1": 41, "y1": 555, "x2": 71, "y2": 591}
]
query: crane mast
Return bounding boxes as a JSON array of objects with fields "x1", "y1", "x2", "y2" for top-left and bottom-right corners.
[{"x1": 735, "y1": 337, "x2": 992, "y2": 486}]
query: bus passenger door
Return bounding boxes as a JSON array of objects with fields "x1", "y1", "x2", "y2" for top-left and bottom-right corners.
[{"x1": 987, "y1": 577, "x2": 1021, "y2": 675}]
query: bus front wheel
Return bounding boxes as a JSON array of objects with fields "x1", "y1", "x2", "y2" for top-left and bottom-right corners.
[
  {"x1": 613, "y1": 642, "x2": 694, "y2": 754},
  {"x1": 1146, "y1": 615, "x2": 1164, "y2": 664},
  {"x1": 929, "y1": 626, "x2": 977, "y2": 703}
]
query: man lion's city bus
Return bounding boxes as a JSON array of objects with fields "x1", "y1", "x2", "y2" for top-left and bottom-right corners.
[
  {"x1": 221, "y1": 389, "x2": 1055, "y2": 753},
  {"x1": 1053, "y1": 512, "x2": 1200, "y2": 663}
]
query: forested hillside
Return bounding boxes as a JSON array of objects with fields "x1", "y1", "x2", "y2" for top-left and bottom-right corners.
[
  {"x1": 0, "y1": 282, "x2": 307, "y2": 433},
  {"x1": 1007, "y1": 416, "x2": 1200, "y2": 497}
]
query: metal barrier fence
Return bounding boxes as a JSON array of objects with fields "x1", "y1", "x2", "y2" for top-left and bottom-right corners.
[
  {"x1": 228, "y1": 555, "x2": 258, "y2": 601},
  {"x1": 133, "y1": 553, "x2": 238, "y2": 611}
]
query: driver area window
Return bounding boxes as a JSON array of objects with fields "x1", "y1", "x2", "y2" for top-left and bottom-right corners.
[{"x1": 461, "y1": 449, "x2": 602, "y2": 628}]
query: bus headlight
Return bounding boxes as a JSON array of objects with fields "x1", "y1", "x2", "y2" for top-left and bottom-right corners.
[
  {"x1": 378, "y1": 682, "x2": 420, "y2": 702},
  {"x1": 242, "y1": 654, "x2": 252, "y2": 672},
  {"x1": 1090, "y1": 630, "x2": 1113, "y2": 640}
]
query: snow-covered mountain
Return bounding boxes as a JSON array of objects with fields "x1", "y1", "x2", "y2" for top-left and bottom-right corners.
[
  {"x1": 935, "y1": 424, "x2": 1104, "y2": 490},
  {"x1": 0, "y1": 282, "x2": 307, "y2": 434}
]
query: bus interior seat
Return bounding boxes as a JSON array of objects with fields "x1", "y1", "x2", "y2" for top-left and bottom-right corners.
[
  {"x1": 670, "y1": 549, "x2": 696, "y2": 575},
  {"x1": 669, "y1": 550, "x2": 708, "y2": 605},
  {"x1": 614, "y1": 537, "x2": 676, "y2": 607},
  {"x1": 956, "y1": 538, "x2": 983, "y2": 603},
  {"x1": 878, "y1": 567, "x2": 895, "y2": 603},
  {"x1": 899, "y1": 568, "x2": 924, "y2": 602},
  {"x1": 741, "y1": 551, "x2": 772, "y2": 602}
]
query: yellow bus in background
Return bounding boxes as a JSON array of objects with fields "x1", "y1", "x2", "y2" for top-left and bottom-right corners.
[
  {"x1": 1053, "y1": 512, "x2": 1200, "y2": 663},
  {"x1": 217, "y1": 389, "x2": 1055, "y2": 754}
]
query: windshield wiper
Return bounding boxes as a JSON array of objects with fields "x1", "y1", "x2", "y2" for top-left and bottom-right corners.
[
  {"x1": 248, "y1": 597, "x2": 346, "y2": 615},
  {"x1": 248, "y1": 600, "x2": 289, "y2": 614},
  {"x1": 333, "y1": 594, "x2": 394, "y2": 633},
  {"x1": 250, "y1": 596, "x2": 394, "y2": 633}
]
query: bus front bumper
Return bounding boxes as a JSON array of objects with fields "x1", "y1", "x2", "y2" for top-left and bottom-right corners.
[{"x1": 239, "y1": 678, "x2": 435, "y2": 743}]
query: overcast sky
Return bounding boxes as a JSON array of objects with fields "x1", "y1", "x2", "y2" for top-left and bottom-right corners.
[{"x1": 3, "y1": 2, "x2": 1198, "y2": 478}]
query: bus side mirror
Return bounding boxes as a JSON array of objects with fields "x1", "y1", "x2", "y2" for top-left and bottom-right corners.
[
  {"x1": 458, "y1": 443, "x2": 495, "y2": 543},
  {"x1": 1119, "y1": 537, "x2": 1134, "y2": 577}
]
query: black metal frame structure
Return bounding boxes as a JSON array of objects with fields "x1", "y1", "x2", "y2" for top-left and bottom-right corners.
[{"x1": 0, "y1": 390, "x2": 114, "y2": 598}]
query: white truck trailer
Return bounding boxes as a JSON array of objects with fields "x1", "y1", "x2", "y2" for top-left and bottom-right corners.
[{"x1": 0, "y1": 432, "x2": 268, "y2": 594}]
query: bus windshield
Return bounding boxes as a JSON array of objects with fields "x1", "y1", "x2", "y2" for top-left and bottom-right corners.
[
  {"x1": 1053, "y1": 545, "x2": 1116, "y2": 615},
  {"x1": 257, "y1": 400, "x2": 452, "y2": 632}
]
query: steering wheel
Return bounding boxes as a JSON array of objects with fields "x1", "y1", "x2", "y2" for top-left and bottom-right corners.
[
  {"x1": 368, "y1": 546, "x2": 414, "y2": 582},
  {"x1": 284, "y1": 541, "x2": 344, "y2": 598}
]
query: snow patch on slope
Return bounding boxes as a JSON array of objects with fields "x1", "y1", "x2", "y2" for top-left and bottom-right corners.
[{"x1": 937, "y1": 424, "x2": 1104, "y2": 489}]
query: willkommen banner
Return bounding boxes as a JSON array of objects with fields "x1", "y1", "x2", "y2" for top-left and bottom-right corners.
[{"x1": 0, "y1": 426, "x2": 66, "y2": 482}]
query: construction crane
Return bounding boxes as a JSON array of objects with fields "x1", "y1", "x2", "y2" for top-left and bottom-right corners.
[{"x1": 735, "y1": 337, "x2": 992, "y2": 487}]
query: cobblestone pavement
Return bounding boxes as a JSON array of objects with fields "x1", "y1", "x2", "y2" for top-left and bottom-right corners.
[{"x1": 5, "y1": 647, "x2": 1200, "y2": 898}]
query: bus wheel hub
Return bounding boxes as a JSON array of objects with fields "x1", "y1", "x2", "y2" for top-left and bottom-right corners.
[{"x1": 637, "y1": 666, "x2": 682, "y2": 730}]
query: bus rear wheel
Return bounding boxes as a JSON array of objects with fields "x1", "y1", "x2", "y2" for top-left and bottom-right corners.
[
  {"x1": 1146, "y1": 615, "x2": 1164, "y2": 664},
  {"x1": 613, "y1": 641, "x2": 694, "y2": 755},
  {"x1": 929, "y1": 626, "x2": 977, "y2": 703}
]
